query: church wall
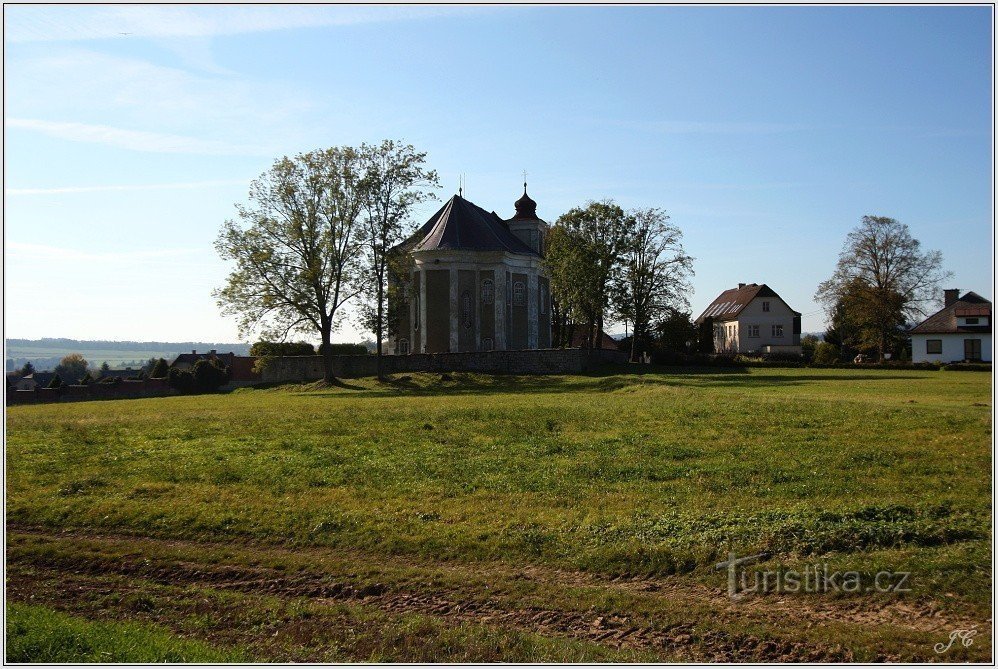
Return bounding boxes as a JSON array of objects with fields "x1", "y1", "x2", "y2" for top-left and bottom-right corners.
[
  {"x1": 411, "y1": 271, "x2": 421, "y2": 353},
  {"x1": 479, "y1": 270, "x2": 495, "y2": 349},
  {"x1": 538, "y1": 276, "x2": 551, "y2": 348},
  {"x1": 511, "y1": 271, "x2": 529, "y2": 350},
  {"x1": 505, "y1": 270, "x2": 512, "y2": 350},
  {"x1": 457, "y1": 269, "x2": 477, "y2": 352},
  {"x1": 425, "y1": 269, "x2": 451, "y2": 353}
]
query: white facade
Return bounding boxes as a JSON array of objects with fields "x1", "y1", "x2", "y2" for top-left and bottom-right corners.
[
  {"x1": 713, "y1": 296, "x2": 800, "y2": 353},
  {"x1": 911, "y1": 333, "x2": 992, "y2": 363}
]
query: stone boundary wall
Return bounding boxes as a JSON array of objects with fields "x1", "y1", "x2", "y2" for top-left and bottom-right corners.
[
  {"x1": 6, "y1": 378, "x2": 178, "y2": 406},
  {"x1": 260, "y1": 348, "x2": 628, "y2": 383}
]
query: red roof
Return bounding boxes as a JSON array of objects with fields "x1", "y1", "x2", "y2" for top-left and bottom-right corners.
[
  {"x1": 695, "y1": 283, "x2": 798, "y2": 323},
  {"x1": 911, "y1": 292, "x2": 992, "y2": 334}
]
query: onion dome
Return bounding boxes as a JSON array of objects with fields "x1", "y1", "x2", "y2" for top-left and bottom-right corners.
[{"x1": 513, "y1": 182, "x2": 539, "y2": 220}]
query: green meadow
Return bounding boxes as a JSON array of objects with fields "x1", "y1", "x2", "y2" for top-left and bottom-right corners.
[{"x1": 6, "y1": 367, "x2": 992, "y2": 661}]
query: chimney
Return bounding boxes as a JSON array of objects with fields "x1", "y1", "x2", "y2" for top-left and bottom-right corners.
[
  {"x1": 944, "y1": 289, "x2": 960, "y2": 307},
  {"x1": 191, "y1": 349, "x2": 197, "y2": 355},
  {"x1": 738, "y1": 283, "x2": 746, "y2": 289},
  {"x1": 210, "y1": 349, "x2": 217, "y2": 355}
]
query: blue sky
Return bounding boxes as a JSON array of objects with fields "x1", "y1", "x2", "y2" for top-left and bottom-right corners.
[{"x1": 4, "y1": 5, "x2": 993, "y2": 343}]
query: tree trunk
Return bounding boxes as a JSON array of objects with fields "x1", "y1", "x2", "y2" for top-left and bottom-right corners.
[
  {"x1": 320, "y1": 320, "x2": 336, "y2": 384},
  {"x1": 376, "y1": 279, "x2": 385, "y2": 380},
  {"x1": 596, "y1": 313, "x2": 604, "y2": 350}
]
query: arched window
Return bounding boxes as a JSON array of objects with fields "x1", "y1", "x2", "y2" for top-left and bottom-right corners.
[
  {"x1": 513, "y1": 281, "x2": 526, "y2": 306},
  {"x1": 461, "y1": 290, "x2": 473, "y2": 329},
  {"x1": 481, "y1": 279, "x2": 494, "y2": 304},
  {"x1": 482, "y1": 337, "x2": 494, "y2": 351},
  {"x1": 398, "y1": 338, "x2": 410, "y2": 355},
  {"x1": 540, "y1": 287, "x2": 548, "y2": 315}
]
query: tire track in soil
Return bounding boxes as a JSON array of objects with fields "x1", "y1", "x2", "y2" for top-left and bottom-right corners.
[{"x1": 8, "y1": 543, "x2": 853, "y2": 662}]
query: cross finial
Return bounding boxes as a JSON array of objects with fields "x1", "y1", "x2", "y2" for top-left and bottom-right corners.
[{"x1": 522, "y1": 170, "x2": 528, "y2": 192}]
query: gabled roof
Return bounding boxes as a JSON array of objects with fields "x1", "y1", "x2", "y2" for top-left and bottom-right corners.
[
  {"x1": 910, "y1": 291, "x2": 992, "y2": 335},
  {"x1": 399, "y1": 195, "x2": 539, "y2": 256},
  {"x1": 695, "y1": 283, "x2": 799, "y2": 323}
]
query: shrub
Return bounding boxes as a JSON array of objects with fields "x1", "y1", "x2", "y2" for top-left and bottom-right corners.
[
  {"x1": 812, "y1": 341, "x2": 840, "y2": 365},
  {"x1": 191, "y1": 359, "x2": 230, "y2": 392},
  {"x1": 320, "y1": 343, "x2": 369, "y2": 356},
  {"x1": 166, "y1": 367, "x2": 194, "y2": 393},
  {"x1": 763, "y1": 351, "x2": 803, "y2": 362},
  {"x1": 46, "y1": 374, "x2": 62, "y2": 389},
  {"x1": 250, "y1": 341, "x2": 316, "y2": 357},
  {"x1": 149, "y1": 359, "x2": 169, "y2": 379}
]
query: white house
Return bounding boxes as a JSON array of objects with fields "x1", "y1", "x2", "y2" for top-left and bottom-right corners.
[
  {"x1": 910, "y1": 290, "x2": 992, "y2": 363},
  {"x1": 14, "y1": 374, "x2": 38, "y2": 391},
  {"x1": 695, "y1": 283, "x2": 802, "y2": 355}
]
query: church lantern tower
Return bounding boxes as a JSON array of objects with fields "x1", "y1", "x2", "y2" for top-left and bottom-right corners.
[{"x1": 506, "y1": 182, "x2": 548, "y2": 256}]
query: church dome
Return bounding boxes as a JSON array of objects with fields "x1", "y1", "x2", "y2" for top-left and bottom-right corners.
[{"x1": 513, "y1": 184, "x2": 539, "y2": 220}]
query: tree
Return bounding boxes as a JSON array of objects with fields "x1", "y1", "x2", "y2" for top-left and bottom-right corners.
[
  {"x1": 54, "y1": 354, "x2": 88, "y2": 383},
  {"x1": 696, "y1": 317, "x2": 715, "y2": 354},
  {"x1": 800, "y1": 334, "x2": 821, "y2": 363},
  {"x1": 816, "y1": 216, "x2": 950, "y2": 361},
  {"x1": 547, "y1": 200, "x2": 633, "y2": 349},
  {"x1": 613, "y1": 208, "x2": 693, "y2": 361},
  {"x1": 47, "y1": 373, "x2": 62, "y2": 389},
  {"x1": 141, "y1": 357, "x2": 159, "y2": 375},
  {"x1": 357, "y1": 140, "x2": 439, "y2": 378},
  {"x1": 812, "y1": 341, "x2": 840, "y2": 365},
  {"x1": 652, "y1": 309, "x2": 698, "y2": 354},
  {"x1": 149, "y1": 358, "x2": 170, "y2": 379},
  {"x1": 19, "y1": 361, "x2": 35, "y2": 377},
  {"x1": 99, "y1": 361, "x2": 111, "y2": 377},
  {"x1": 215, "y1": 147, "x2": 367, "y2": 383}
]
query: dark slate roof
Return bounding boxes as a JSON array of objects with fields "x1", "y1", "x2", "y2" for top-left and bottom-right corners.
[
  {"x1": 171, "y1": 351, "x2": 237, "y2": 367},
  {"x1": 910, "y1": 291, "x2": 992, "y2": 334},
  {"x1": 695, "y1": 283, "x2": 800, "y2": 323},
  {"x1": 401, "y1": 195, "x2": 539, "y2": 256}
]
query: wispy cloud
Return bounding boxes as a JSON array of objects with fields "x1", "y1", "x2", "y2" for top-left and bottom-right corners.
[
  {"x1": 5, "y1": 5, "x2": 487, "y2": 42},
  {"x1": 5, "y1": 118, "x2": 268, "y2": 155},
  {"x1": 6, "y1": 179, "x2": 249, "y2": 196}
]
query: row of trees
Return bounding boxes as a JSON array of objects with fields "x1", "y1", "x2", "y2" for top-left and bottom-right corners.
[
  {"x1": 546, "y1": 201, "x2": 693, "y2": 361},
  {"x1": 215, "y1": 141, "x2": 438, "y2": 383}
]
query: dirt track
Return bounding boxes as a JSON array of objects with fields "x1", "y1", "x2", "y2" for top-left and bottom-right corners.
[{"x1": 6, "y1": 525, "x2": 989, "y2": 662}]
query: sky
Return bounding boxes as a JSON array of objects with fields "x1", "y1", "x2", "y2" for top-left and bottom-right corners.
[{"x1": 4, "y1": 5, "x2": 993, "y2": 344}]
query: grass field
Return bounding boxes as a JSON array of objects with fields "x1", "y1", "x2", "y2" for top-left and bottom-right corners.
[{"x1": 5, "y1": 366, "x2": 992, "y2": 661}]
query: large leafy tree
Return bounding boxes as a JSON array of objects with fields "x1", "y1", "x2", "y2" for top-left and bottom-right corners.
[
  {"x1": 54, "y1": 353, "x2": 88, "y2": 383},
  {"x1": 547, "y1": 200, "x2": 633, "y2": 349},
  {"x1": 215, "y1": 147, "x2": 366, "y2": 383},
  {"x1": 816, "y1": 215, "x2": 949, "y2": 361},
  {"x1": 613, "y1": 208, "x2": 693, "y2": 361},
  {"x1": 357, "y1": 140, "x2": 439, "y2": 378}
]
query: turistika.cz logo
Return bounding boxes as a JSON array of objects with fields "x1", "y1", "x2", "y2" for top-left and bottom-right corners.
[{"x1": 716, "y1": 552, "x2": 912, "y2": 599}]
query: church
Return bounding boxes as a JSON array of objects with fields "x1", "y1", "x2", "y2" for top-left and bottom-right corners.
[{"x1": 390, "y1": 184, "x2": 551, "y2": 354}]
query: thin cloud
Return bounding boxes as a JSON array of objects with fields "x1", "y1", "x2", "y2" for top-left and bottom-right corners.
[
  {"x1": 5, "y1": 118, "x2": 268, "y2": 155},
  {"x1": 6, "y1": 179, "x2": 250, "y2": 196},
  {"x1": 5, "y1": 5, "x2": 489, "y2": 42}
]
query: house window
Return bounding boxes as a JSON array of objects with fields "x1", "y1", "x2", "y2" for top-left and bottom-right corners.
[
  {"x1": 748, "y1": 325, "x2": 760, "y2": 338},
  {"x1": 482, "y1": 337, "x2": 494, "y2": 351},
  {"x1": 762, "y1": 301, "x2": 770, "y2": 312},
  {"x1": 513, "y1": 281, "x2": 526, "y2": 306},
  {"x1": 964, "y1": 338, "x2": 982, "y2": 361},
  {"x1": 772, "y1": 324, "x2": 784, "y2": 338},
  {"x1": 461, "y1": 291, "x2": 473, "y2": 329},
  {"x1": 926, "y1": 339, "x2": 942, "y2": 354},
  {"x1": 965, "y1": 317, "x2": 979, "y2": 325},
  {"x1": 481, "y1": 279, "x2": 494, "y2": 304},
  {"x1": 398, "y1": 339, "x2": 410, "y2": 355}
]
